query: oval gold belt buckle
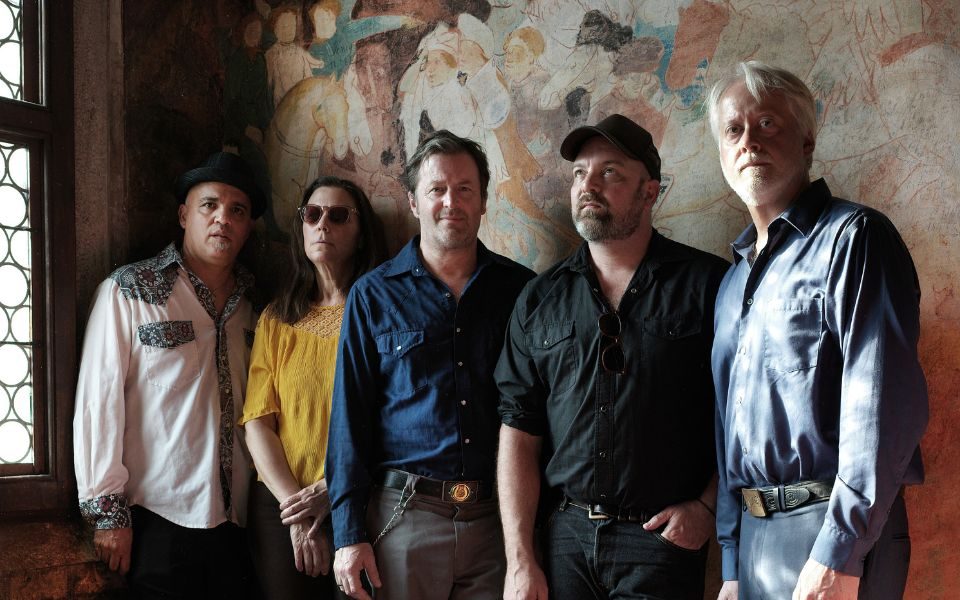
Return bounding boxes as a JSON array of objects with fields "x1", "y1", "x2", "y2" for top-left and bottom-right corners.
[{"x1": 444, "y1": 481, "x2": 478, "y2": 503}]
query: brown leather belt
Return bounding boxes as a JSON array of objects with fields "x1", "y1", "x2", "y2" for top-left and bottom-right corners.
[
  {"x1": 741, "y1": 480, "x2": 832, "y2": 518},
  {"x1": 380, "y1": 469, "x2": 493, "y2": 504},
  {"x1": 562, "y1": 497, "x2": 652, "y2": 523}
]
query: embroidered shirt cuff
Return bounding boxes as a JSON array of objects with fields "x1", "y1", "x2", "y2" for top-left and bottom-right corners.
[{"x1": 79, "y1": 493, "x2": 132, "y2": 530}]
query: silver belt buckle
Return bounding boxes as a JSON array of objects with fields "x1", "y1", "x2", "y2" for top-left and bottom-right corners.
[
  {"x1": 742, "y1": 488, "x2": 769, "y2": 517},
  {"x1": 587, "y1": 507, "x2": 611, "y2": 520}
]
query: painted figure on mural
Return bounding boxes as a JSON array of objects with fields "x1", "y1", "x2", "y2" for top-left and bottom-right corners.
[
  {"x1": 536, "y1": 10, "x2": 628, "y2": 122},
  {"x1": 351, "y1": 41, "x2": 416, "y2": 249},
  {"x1": 265, "y1": 5, "x2": 324, "y2": 107},
  {"x1": 305, "y1": 0, "x2": 413, "y2": 80},
  {"x1": 498, "y1": 25, "x2": 574, "y2": 235},
  {"x1": 254, "y1": 0, "x2": 416, "y2": 240},
  {"x1": 398, "y1": 14, "x2": 574, "y2": 269},
  {"x1": 590, "y1": 36, "x2": 668, "y2": 145}
]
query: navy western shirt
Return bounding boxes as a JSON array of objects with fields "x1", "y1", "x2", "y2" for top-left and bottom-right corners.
[
  {"x1": 497, "y1": 232, "x2": 728, "y2": 513},
  {"x1": 327, "y1": 236, "x2": 534, "y2": 548},
  {"x1": 712, "y1": 179, "x2": 928, "y2": 579}
]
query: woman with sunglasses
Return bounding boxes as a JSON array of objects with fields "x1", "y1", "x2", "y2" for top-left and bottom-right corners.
[{"x1": 241, "y1": 176, "x2": 386, "y2": 598}]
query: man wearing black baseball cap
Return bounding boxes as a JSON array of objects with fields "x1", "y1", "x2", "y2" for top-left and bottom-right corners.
[
  {"x1": 74, "y1": 151, "x2": 265, "y2": 596},
  {"x1": 496, "y1": 114, "x2": 728, "y2": 599}
]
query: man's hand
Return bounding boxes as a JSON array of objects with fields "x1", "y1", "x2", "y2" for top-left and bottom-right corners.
[
  {"x1": 792, "y1": 558, "x2": 860, "y2": 600},
  {"x1": 503, "y1": 558, "x2": 548, "y2": 600},
  {"x1": 289, "y1": 520, "x2": 330, "y2": 577},
  {"x1": 334, "y1": 543, "x2": 381, "y2": 600},
  {"x1": 93, "y1": 527, "x2": 133, "y2": 575},
  {"x1": 717, "y1": 580, "x2": 738, "y2": 600},
  {"x1": 280, "y1": 479, "x2": 330, "y2": 526},
  {"x1": 642, "y1": 499, "x2": 714, "y2": 550}
]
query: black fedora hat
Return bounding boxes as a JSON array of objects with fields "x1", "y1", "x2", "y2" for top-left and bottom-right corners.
[
  {"x1": 560, "y1": 113, "x2": 662, "y2": 181},
  {"x1": 174, "y1": 151, "x2": 267, "y2": 218}
]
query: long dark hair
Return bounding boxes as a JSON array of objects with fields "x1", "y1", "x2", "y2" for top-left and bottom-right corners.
[{"x1": 271, "y1": 176, "x2": 386, "y2": 324}]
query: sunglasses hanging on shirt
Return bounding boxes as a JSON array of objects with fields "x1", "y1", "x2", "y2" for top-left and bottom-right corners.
[{"x1": 598, "y1": 311, "x2": 625, "y2": 375}]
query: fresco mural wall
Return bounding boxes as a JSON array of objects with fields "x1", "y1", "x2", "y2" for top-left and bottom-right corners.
[{"x1": 121, "y1": 0, "x2": 959, "y2": 597}]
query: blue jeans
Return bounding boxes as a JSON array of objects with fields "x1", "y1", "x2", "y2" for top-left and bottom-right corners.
[{"x1": 542, "y1": 503, "x2": 707, "y2": 600}]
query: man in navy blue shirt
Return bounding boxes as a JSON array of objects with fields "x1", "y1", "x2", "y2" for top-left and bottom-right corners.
[
  {"x1": 707, "y1": 62, "x2": 928, "y2": 600},
  {"x1": 327, "y1": 130, "x2": 535, "y2": 599}
]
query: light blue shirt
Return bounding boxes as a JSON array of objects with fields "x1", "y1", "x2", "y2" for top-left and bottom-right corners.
[{"x1": 712, "y1": 179, "x2": 928, "y2": 579}]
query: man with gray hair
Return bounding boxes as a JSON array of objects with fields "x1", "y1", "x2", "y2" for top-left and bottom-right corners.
[
  {"x1": 707, "y1": 61, "x2": 928, "y2": 599},
  {"x1": 327, "y1": 130, "x2": 534, "y2": 599}
]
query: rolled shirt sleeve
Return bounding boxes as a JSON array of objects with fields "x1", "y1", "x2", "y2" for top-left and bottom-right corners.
[{"x1": 495, "y1": 284, "x2": 548, "y2": 437}]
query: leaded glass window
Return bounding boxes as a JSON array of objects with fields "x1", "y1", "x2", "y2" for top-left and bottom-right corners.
[{"x1": 0, "y1": 140, "x2": 31, "y2": 465}]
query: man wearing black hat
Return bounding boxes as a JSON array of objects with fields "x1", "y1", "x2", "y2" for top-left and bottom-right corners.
[
  {"x1": 495, "y1": 114, "x2": 728, "y2": 599},
  {"x1": 73, "y1": 152, "x2": 265, "y2": 596}
]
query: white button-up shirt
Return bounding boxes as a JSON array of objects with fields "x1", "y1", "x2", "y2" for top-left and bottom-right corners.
[{"x1": 74, "y1": 244, "x2": 256, "y2": 529}]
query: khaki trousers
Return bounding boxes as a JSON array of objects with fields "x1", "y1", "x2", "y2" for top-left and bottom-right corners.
[{"x1": 365, "y1": 484, "x2": 505, "y2": 599}]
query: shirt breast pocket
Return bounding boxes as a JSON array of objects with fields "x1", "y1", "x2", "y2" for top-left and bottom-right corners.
[
  {"x1": 762, "y1": 298, "x2": 823, "y2": 374},
  {"x1": 526, "y1": 321, "x2": 580, "y2": 395},
  {"x1": 376, "y1": 329, "x2": 429, "y2": 396},
  {"x1": 138, "y1": 320, "x2": 201, "y2": 390}
]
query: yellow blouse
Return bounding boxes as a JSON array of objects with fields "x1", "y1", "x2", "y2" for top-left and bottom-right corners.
[{"x1": 240, "y1": 304, "x2": 343, "y2": 488}]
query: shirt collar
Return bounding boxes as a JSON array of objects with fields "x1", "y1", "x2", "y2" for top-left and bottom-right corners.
[
  {"x1": 551, "y1": 229, "x2": 684, "y2": 279},
  {"x1": 162, "y1": 242, "x2": 255, "y2": 295},
  {"x1": 729, "y1": 178, "x2": 832, "y2": 263},
  {"x1": 383, "y1": 235, "x2": 498, "y2": 278}
]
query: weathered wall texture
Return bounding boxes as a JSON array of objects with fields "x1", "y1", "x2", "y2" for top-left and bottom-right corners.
[{"x1": 109, "y1": 0, "x2": 959, "y2": 597}]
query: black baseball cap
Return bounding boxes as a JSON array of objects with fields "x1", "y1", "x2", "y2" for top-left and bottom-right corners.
[{"x1": 560, "y1": 113, "x2": 661, "y2": 181}]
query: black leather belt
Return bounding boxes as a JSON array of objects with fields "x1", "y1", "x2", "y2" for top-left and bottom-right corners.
[
  {"x1": 379, "y1": 469, "x2": 493, "y2": 504},
  {"x1": 741, "y1": 480, "x2": 832, "y2": 518},
  {"x1": 562, "y1": 497, "x2": 652, "y2": 523}
]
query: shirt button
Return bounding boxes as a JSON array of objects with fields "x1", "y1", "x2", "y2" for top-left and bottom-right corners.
[
  {"x1": 445, "y1": 292, "x2": 452, "y2": 298},
  {"x1": 464, "y1": 438, "x2": 471, "y2": 444},
  {"x1": 742, "y1": 446, "x2": 749, "y2": 454},
  {"x1": 543, "y1": 340, "x2": 550, "y2": 346},
  {"x1": 456, "y1": 327, "x2": 461, "y2": 333},
  {"x1": 461, "y1": 400, "x2": 467, "y2": 406},
  {"x1": 746, "y1": 298, "x2": 754, "y2": 305},
  {"x1": 600, "y1": 493, "x2": 607, "y2": 499},
  {"x1": 630, "y1": 288, "x2": 637, "y2": 294},
  {"x1": 457, "y1": 361, "x2": 464, "y2": 367},
  {"x1": 396, "y1": 345, "x2": 402, "y2": 351},
  {"x1": 600, "y1": 404, "x2": 609, "y2": 413},
  {"x1": 599, "y1": 451, "x2": 607, "y2": 459}
]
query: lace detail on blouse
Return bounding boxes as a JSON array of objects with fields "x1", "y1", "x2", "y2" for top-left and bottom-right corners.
[{"x1": 294, "y1": 304, "x2": 344, "y2": 337}]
